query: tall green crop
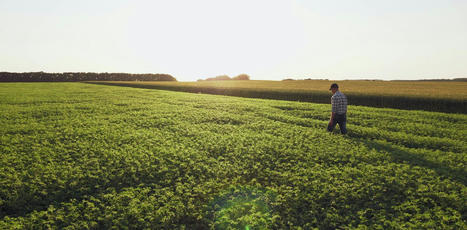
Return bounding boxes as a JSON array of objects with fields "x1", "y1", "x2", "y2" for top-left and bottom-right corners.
[{"x1": 89, "y1": 80, "x2": 467, "y2": 113}]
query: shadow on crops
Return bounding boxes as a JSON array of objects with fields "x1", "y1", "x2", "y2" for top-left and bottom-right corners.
[
  {"x1": 347, "y1": 136, "x2": 466, "y2": 186},
  {"x1": 260, "y1": 113, "x2": 465, "y2": 185}
]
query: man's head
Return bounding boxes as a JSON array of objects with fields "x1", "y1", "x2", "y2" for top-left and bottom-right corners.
[{"x1": 329, "y1": 83, "x2": 339, "y2": 94}]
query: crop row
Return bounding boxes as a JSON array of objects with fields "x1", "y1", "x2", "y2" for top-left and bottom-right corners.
[{"x1": 88, "y1": 81, "x2": 467, "y2": 113}]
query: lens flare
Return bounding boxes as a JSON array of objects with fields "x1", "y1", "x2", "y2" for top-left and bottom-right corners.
[{"x1": 208, "y1": 185, "x2": 276, "y2": 229}]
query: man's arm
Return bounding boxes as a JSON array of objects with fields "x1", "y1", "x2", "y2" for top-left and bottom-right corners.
[
  {"x1": 329, "y1": 112, "x2": 335, "y2": 126},
  {"x1": 329, "y1": 96, "x2": 336, "y2": 125}
]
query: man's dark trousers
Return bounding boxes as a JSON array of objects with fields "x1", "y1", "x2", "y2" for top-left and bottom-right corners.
[{"x1": 327, "y1": 113, "x2": 347, "y2": 134}]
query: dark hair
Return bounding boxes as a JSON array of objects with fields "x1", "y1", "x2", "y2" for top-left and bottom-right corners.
[{"x1": 329, "y1": 83, "x2": 339, "y2": 90}]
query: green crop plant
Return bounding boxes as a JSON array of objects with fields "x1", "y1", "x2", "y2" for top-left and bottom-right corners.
[{"x1": 0, "y1": 83, "x2": 465, "y2": 229}]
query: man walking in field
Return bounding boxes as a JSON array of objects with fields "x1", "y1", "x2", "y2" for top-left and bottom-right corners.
[{"x1": 327, "y1": 83, "x2": 348, "y2": 134}]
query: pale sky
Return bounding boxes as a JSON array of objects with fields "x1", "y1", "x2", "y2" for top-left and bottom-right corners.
[{"x1": 1, "y1": 0, "x2": 466, "y2": 81}]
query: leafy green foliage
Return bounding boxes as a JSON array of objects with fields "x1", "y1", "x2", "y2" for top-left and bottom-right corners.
[
  {"x1": 0, "y1": 83, "x2": 465, "y2": 229},
  {"x1": 209, "y1": 186, "x2": 275, "y2": 229}
]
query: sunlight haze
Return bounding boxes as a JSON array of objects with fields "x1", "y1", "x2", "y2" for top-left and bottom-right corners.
[{"x1": 1, "y1": 0, "x2": 466, "y2": 81}]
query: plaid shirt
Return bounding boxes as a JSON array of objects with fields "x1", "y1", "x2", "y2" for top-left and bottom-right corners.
[{"x1": 331, "y1": 90, "x2": 347, "y2": 114}]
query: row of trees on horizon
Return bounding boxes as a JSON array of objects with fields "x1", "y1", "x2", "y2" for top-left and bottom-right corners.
[
  {"x1": 282, "y1": 78, "x2": 467, "y2": 81},
  {"x1": 0, "y1": 72, "x2": 177, "y2": 82},
  {"x1": 197, "y1": 74, "x2": 250, "y2": 81}
]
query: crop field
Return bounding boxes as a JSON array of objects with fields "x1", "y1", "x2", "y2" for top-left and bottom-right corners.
[
  {"x1": 98, "y1": 80, "x2": 467, "y2": 99},
  {"x1": 92, "y1": 80, "x2": 467, "y2": 114},
  {"x1": 0, "y1": 83, "x2": 466, "y2": 229}
]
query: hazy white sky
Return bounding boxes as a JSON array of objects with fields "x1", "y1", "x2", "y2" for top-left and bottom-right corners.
[{"x1": 1, "y1": 0, "x2": 466, "y2": 81}]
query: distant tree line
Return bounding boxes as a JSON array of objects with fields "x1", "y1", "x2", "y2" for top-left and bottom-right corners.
[
  {"x1": 282, "y1": 78, "x2": 467, "y2": 81},
  {"x1": 0, "y1": 72, "x2": 177, "y2": 82},
  {"x1": 197, "y1": 74, "x2": 250, "y2": 81},
  {"x1": 417, "y1": 78, "x2": 467, "y2": 82}
]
